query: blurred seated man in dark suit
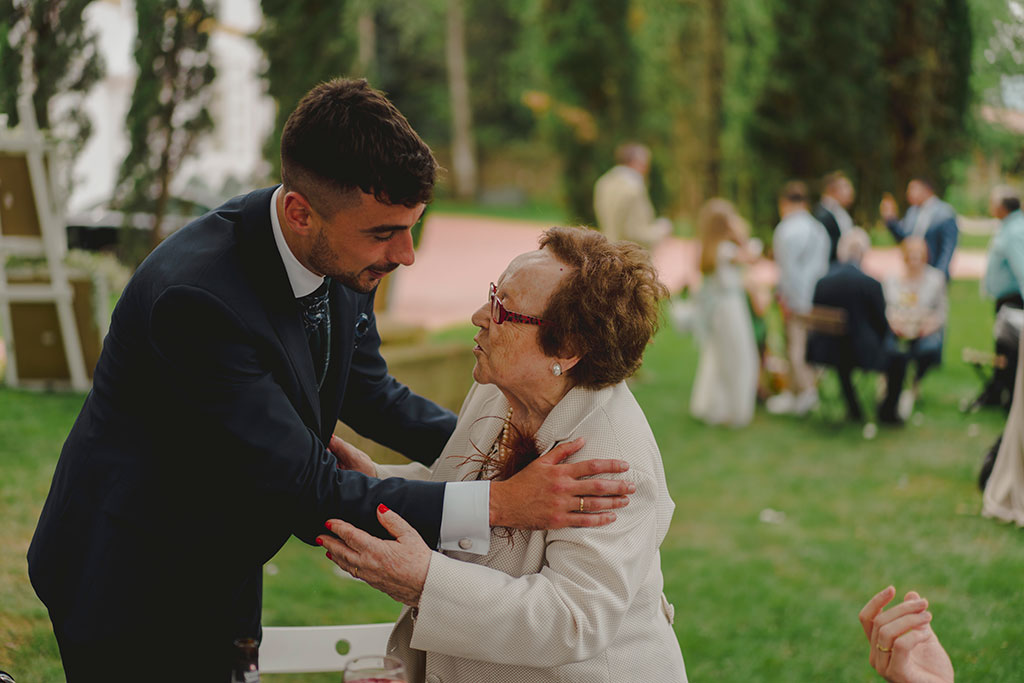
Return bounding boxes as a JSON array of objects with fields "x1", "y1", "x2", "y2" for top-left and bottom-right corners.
[{"x1": 807, "y1": 228, "x2": 890, "y2": 422}]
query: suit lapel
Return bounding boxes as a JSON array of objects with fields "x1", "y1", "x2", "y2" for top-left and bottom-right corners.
[{"x1": 236, "y1": 187, "x2": 321, "y2": 427}]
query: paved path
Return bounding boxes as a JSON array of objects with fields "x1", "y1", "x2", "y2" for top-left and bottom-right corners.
[{"x1": 389, "y1": 213, "x2": 989, "y2": 331}]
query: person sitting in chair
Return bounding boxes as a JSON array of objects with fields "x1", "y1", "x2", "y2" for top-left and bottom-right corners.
[
  {"x1": 881, "y1": 237, "x2": 947, "y2": 421},
  {"x1": 806, "y1": 228, "x2": 889, "y2": 422}
]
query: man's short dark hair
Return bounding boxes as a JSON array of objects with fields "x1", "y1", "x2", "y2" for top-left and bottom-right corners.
[
  {"x1": 280, "y1": 78, "x2": 437, "y2": 214},
  {"x1": 910, "y1": 176, "x2": 936, "y2": 193},
  {"x1": 822, "y1": 171, "x2": 848, "y2": 192},
  {"x1": 779, "y1": 180, "x2": 808, "y2": 203}
]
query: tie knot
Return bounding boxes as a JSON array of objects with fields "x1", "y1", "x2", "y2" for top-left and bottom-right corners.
[{"x1": 298, "y1": 279, "x2": 330, "y2": 331}]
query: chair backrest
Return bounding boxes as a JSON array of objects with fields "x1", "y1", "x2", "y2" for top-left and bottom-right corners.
[
  {"x1": 259, "y1": 622, "x2": 395, "y2": 674},
  {"x1": 796, "y1": 305, "x2": 848, "y2": 336}
]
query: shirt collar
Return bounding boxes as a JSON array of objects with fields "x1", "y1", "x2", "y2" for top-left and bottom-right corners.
[{"x1": 269, "y1": 185, "x2": 326, "y2": 298}]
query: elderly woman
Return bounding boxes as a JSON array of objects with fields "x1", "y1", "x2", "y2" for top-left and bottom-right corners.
[
  {"x1": 319, "y1": 226, "x2": 686, "y2": 681},
  {"x1": 883, "y1": 237, "x2": 947, "y2": 416}
]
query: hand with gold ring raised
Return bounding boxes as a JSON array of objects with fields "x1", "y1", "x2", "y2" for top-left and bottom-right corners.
[{"x1": 858, "y1": 586, "x2": 954, "y2": 683}]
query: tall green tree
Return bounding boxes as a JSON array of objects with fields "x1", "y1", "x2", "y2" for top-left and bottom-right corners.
[
  {"x1": 113, "y1": 0, "x2": 215, "y2": 250},
  {"x1": 0, "y1": 0, "x2": 103, "y2": 157},
  {"x1": 539, "y1": 0, "x2": 639, "y2": 223},
  {"x1": 746, "y1": 0, "x2": 894, "y2": 225},
  {"x1": 745, "y1": 0, "x2": 970, "y2": 225},
  {"x1": 256, "y1": 0, "x2": 354, "y2": 181},
  {"x1": 884, "y1": 0, "x2": 973, "y2": 192}
]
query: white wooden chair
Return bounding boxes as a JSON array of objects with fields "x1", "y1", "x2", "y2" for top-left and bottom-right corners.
[{"x1": 259, "y1": 623, "x2": 395, "y2": 674}]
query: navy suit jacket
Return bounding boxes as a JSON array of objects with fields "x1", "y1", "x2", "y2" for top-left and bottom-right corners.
[
  {"x1": 885, "y1": 199, "x2": 959, "y2": 279},
  {"x1": 28, "y1": 187, "x2": 457, "y2": 670},
  {"x1": 807, "y1": 263, "x2": 890, "y2": 372}
]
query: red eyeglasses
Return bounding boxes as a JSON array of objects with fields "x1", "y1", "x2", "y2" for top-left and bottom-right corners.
[{"x1": 489, "y1": 282, "x2": 553, "y2": 326}]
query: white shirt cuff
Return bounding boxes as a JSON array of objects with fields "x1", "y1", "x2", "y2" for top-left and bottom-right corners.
[{"x1": 438, "y1": 481, "x2": 490, "y2": 555}]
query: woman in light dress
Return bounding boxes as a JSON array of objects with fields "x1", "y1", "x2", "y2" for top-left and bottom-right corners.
[
  {"x1": 319, "y1": 226, "x2": 686, "y2": 682},
  {"x1": 689, "y1": 198, "x2": 761, "y2": 427}
]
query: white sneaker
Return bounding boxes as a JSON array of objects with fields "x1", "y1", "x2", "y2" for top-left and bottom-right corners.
[
  {"x1": 766, "y1": 391, "x2": 797, "y2": 415},
  {"x1": 897, "y1": 389, "x2": 916, "y2": 421},
  {"x1": 794, "y1": 388, "x2": 820, "y2": 416}
]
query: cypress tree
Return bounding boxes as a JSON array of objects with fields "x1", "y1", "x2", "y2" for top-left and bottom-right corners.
[
  {"x1": 0, "y1": 0, "x2": 103, "y2": 159},
  {"x1": 113, "y1": 0, "x2": 215, "y2": 252}
]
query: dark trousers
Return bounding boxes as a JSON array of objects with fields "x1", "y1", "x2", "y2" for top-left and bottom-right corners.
[
  {"x1": 991, "y1": 294, "x2": 1024, "y2": 407},
  {"x1": 837, "y1": 364, "x2": 864, "y2": 421},
  {"x1": 53, "y1": 618, "x2": 234, "y2": 682},
  {"x1": 880, "y1": 332, "x2": 943, "y2": 419}
]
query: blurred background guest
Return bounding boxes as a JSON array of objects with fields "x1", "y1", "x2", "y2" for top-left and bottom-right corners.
[
  {"x1": 807, "y1": 229, "x2": 889, "y2": 423},
  {"x1": 766, "y1": 181, "x2": 830, "y2": 416},
  {"x1": 689, "y1": 199, "x2": 761, "y2": 427},
  {"x1": 593, "y1": 142, "x2": 673, "y2": 251},
  {"x1": 976, "y1": 185, "x2": 1024, "y2": 410},
  {"x1": 880, "y1": 178, "x2": 959, "y2": 280},
  {"x1": 813, "y1": 171, "x2": 856, "y2": 265},
  {"x1": 881, "y1": 237, "x2": 948, "y2": 422}
]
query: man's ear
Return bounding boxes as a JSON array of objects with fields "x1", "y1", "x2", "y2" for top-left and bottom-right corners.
[{"x1": 281, "y1": 191, "x2": 316, "y2": 237}]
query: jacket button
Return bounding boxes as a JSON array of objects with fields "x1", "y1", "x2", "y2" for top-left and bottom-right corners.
[{"x1": 458, "y1": 537, "x2": 473, "y2": 550}]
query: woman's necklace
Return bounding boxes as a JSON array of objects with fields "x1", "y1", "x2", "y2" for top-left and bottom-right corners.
[{"x1": 497, "y1": 406, "x2": 514, "y2": 461}]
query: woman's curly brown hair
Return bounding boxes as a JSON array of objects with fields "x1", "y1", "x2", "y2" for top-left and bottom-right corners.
[{"x1": 537, "y1": 226, "x2": 669, "y2": 388}]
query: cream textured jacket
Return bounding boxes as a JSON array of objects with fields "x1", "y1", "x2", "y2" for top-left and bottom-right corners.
[{"x1": 376, "y1": 381, "x2": 687, "y2": 682}]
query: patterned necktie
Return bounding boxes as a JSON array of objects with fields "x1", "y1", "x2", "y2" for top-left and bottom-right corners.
[{"x1": 298, "y1": 278, "x2": 331, "y2": 390}]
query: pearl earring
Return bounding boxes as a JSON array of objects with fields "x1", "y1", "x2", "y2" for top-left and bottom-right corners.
[{"x1": 551, "y1": 363, "x2": 562, "y2": 376}]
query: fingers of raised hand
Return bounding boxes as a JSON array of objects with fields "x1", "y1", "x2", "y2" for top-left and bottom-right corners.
[
  {"x1": 860, "y1": 586, "x2": 896, "y2": 639},
  {"x1": 570, "y1": 474, "x2": 635, "y2": 498}
]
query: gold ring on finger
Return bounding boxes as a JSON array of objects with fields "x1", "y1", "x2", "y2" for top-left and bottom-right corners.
[
  {"x1": 877, "y1": 643, "x2": 892, "y2": 653},
  {"x1": 579, "y1": 496, "x2": 585, "y2": 513},
  {"x1": 351, "y1": 567, "x2": 358, "y2": 579}
]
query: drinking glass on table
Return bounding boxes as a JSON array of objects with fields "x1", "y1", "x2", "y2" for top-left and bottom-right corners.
[{"x1": 343, "y1": 655, "x2": 406, "y2": 683}]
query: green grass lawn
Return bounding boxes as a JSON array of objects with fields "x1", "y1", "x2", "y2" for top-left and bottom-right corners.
[{"x1": 1, "y1": 280, "x2": 1021, "y2": 681}]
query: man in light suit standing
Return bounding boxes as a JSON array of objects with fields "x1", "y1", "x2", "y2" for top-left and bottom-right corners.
[
  {"x1": 880, "y1": 177, "x2": 959, "y2": 279},
  {"x1": 593, "y1": 142, "x2": 672, "y2": 250},
  {"x1": 767, "y1": 181, "x2": 830, "y2": 416},
  {"x1": 28, "y1": 78, "x2": 634, "y2": 680}
]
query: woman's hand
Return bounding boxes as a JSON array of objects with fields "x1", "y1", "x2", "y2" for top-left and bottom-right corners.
[
  {"x1": 859, "y1": 586, "x2": 954, "y2": 683},
  {"x1": 318, "y1": 505, "x2": 432, "y2": 607},
  {"x1": 328, "y1": 435, "x2": 376, "y2": 477}
]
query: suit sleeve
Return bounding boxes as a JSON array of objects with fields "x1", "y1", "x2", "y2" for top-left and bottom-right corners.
[
  {"x1": 931, "y1": 217, "x2": 959, "y2": 279},
  {"x1": 886, "y1": 217, "x2": 909, "y2": 243},
  {"x1": 149, "y1": 285, "x2": 445, "y2": 547},
  {"x1": 339, "y1": 295, "x2": 458, "y2": 467},
  {"x1": 408, "y1": 446, "x2": 665, "y2": 666}
]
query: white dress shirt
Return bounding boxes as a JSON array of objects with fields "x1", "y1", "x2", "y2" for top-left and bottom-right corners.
[{"x1": 269, "y1": 186, "x2": 490, "y2": 554}]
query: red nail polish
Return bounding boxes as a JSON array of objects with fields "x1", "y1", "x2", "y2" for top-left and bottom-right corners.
[
  {"x1": 324, "y1": 521, "x2": 331, "y2": 530},
  {"x1": 326, "y1": 551, "x2": 332, "y2": 560},
  {"x1": 315, "y1": 537, "x2": 324, "y2": 546},
  {"x1": 378, "y1": 503, "x2": 389, "y2": 514}
]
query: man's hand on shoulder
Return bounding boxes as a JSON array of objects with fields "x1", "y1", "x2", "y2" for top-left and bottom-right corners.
[{"x1": 488, "y1": 438, "x2": 634, "y2": 530}]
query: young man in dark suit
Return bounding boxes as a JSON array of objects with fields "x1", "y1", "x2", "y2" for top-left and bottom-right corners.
[
  {"x1": 28, "y1": 78, "x2": 633, "y2": 679},
  {"x1": 812, "y1": 171, "x2": 855, "y2": 265}
]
